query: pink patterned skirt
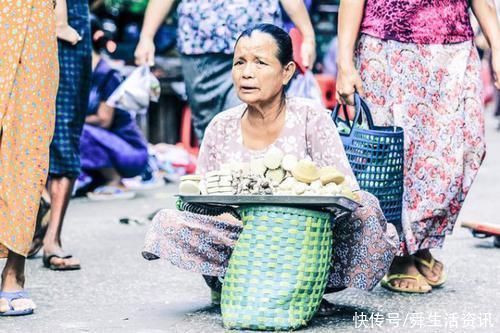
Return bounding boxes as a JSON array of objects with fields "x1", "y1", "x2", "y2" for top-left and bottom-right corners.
[{"x1": 356, "y1": 34, "x2": 485, "y2": 255}]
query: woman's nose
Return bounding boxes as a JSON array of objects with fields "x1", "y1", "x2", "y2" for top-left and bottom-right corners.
[{"x1": 242, "y1": 63, "x2": 254, "y2": 78}]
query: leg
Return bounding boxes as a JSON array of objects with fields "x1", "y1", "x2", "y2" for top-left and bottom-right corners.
[
  {"x1": 42, "y1": 176, "x2": 80, "y2": 269},
  {"x1": 0, "y1": 251, "x2": 36, "y2": 314}
]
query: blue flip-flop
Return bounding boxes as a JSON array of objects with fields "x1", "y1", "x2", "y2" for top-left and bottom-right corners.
[{"x1": 0, "y1": 290, "x2": 35, "y2": 316}]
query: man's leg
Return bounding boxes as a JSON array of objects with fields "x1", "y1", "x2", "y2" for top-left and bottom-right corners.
[{"x1": 42, "y1": 177, "x2": 80, "y2": 268}]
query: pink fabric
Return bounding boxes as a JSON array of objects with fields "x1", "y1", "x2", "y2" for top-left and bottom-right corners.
[
  {"x1": 196, "y1": 97, "x2": 359, "y2": 190},
  {"x1": 361, "y1": 0, "x2": 474, "y2": 44},
  {"x1": 355, "y1": 35, "x2": 485, "y2": 254}
]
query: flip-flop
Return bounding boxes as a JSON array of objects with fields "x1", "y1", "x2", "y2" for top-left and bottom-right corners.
[
  {"x1": 87, "y1": 186, "x2": 136, "y2": 201},
  {"x1": 0, "y1": 290, "x2": 35, "y2": 316},
  {"x1": 414, "y1": 256, "x2": 446, "y2": 288},
  {"x1": 381, "y1": 273, "x2": 432, "y2": 293},
  {"x1": 43, "y1": 254, "x2": 81, "y2": 271}
]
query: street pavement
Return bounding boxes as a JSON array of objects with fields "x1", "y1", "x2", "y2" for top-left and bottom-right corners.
[{"x1": 1, "y1": 110, "x2": 500, "y2": 333}]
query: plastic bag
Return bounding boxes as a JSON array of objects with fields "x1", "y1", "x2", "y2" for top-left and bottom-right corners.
[
  {"x1": 107, "y1": 65, "x2": 161, "y2": 115},
  {"x1": 287, "y1": 70, "x2": 324, "y2": 107}
]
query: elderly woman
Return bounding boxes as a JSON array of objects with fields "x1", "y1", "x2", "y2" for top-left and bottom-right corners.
[
  {"x1": 143, "y1": 24, "x2": 398, "y2": 314},
  {"x1": 336, "y1": 0, "x2": 500, "y2": 293}
]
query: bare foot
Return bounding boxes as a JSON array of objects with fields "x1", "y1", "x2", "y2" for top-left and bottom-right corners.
[
  {"x1": 383, "y1": 256, "x2": 431, "y2": 293},
  {"x1": 414, "y1": 250, "x2": 444, "y2": 285},
  {"x1": 43, "y1": 244, "x2": 81, "y2": 270},
  {"x1": 56, "y1": 24, "x2": 81, "y2": 45},
  {"x1": 1, "y1": 271, "x2": 36, "y2": 313}
]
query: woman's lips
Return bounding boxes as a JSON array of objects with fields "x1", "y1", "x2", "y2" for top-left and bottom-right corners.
[{"x1": 240, "y1": 86, "x2": 259, "y2": 92}]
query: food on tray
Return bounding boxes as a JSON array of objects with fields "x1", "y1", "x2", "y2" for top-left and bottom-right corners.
[
  {"x1": 265, "y1": 167, "x2": 286, "y2": 183},
  {"x1": 281, "y1": 154, "x2": 298, "y2": 172},
  {"x1": 250, "y1": 158, "x2": 267, "y2": 176},
  {"x1": 179, "y1": 178, "x2": 201, "y2": 195},
  {"x1": 263, "y1": 146, "x2": 284, "y2": 170},
  {"x1": 178, "y1": 148, "x2": 357, "y2": 199},
  {"x1": 291, "y1": 159, "x2": 320, "y2": 184},
  {"x1": 319, "y1": 166, "x2": 345, "y2": 186}
]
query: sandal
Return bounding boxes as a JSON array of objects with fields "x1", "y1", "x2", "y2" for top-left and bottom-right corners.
[
  {"x1": 315, "y1": 298, "x2": 336, "y2": 317},
  {"x1": 381, "y1": 273, "x2": 432, "y2": 293},
  {"x1": 27, "y1": 197, "x2": 51, "y2": 258},
  {"x1": 0, "y1": 290, "x2": 36, "y2": 316},
  {"x1": 43, "y1": 254, "x2": 81, "y2": 271},
  {"x1": 413, "y1": 256, "x2": 446, "y2": 288},
  {"x1": 87, "y1": 186, "x2": 136, "y2": 201}
]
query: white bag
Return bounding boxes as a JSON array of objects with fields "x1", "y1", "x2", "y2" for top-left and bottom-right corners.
[
  {"x1": 107, "y1": 65, "x2": 161, "y2": 114},
  {"x1": 287, "y1": 70, "x2": 324, "y2": 107}
]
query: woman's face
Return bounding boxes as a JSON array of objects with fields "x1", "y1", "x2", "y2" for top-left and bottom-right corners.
[{"x1": 232, "y1": 31, "x2": 295, "y2": 105}]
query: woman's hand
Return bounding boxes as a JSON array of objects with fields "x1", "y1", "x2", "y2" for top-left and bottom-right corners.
[
  {"x1": 335, "y1": 61, "x2": 364, "y2": 105},
  {"x1": 492, "y1": 47, "x2": 500, "y2": 89},
  {"x1": 301, "y1": 38, "x2": 316, "y2": 69},
  {"x1": 134, "y1": 37, "x2": 155, "y2": 66}
]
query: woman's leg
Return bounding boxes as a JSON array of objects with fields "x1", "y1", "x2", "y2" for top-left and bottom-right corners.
[{"x1": 0, "y1": 252, "x2": 35, "y2": 313}]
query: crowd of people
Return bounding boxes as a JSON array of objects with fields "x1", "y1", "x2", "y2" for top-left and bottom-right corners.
[{"x1": 0, "y1": 0, "x2": 499, "y2": 322}]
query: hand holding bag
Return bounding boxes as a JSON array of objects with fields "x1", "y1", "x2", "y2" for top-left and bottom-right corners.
[{"x1": 332, "y1": 93, "x2": 404, "y2": 231}]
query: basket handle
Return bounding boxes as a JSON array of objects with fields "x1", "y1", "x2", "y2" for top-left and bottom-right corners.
[{"x1": 332, "y1": 93, "x2": 375, "y2": 136}]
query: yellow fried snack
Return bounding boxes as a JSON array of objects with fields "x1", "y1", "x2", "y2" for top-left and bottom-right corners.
[
  {"x1": 319, "y1": 166, "x2": 345, "y2": 186},
  {"x1": 291, "y1": 159, "x2": 320, "y2": 184}
]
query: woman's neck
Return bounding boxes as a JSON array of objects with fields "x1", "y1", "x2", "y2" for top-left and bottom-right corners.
[{"x1": 246, "y1": 95, "x2": 285, "y2": 125}]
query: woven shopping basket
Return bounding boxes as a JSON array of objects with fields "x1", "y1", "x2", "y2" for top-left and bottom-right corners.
[
  {"x1": 332, "y1": 93, "x2": 404, "y2": 231},
  {"x1": 221, "y1": 205, "x2": 332, "y2": 331}
]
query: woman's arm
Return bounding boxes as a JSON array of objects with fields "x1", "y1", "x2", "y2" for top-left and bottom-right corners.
[
  {"x1": 134, "y1": 0, "x2": 176, "y2": 66},
  {"x1": 336, "y1": 0, "x2": 366, "y2": 105},
  {"x1": 85, "y1": 103, "x2": 115, "y2": 129},
  {"x1": 279, "y1": 0, "x2": 316, "y2": 69},
  {"x1": 472, "y1": 0, "x2": 500, "y2": 88}
]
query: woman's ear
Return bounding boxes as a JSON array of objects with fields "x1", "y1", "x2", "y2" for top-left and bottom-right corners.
[{"x1": 282, "y1": 61, "x2": 297, "y2": 85}]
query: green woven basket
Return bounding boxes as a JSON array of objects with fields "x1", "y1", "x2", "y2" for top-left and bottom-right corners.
[{"x1": 221, "y1": 205, "x2": 333, "y2": 331}]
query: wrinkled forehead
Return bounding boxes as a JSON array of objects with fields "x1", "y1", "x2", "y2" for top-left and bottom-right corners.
[{"x1": 234, "y1": 31, "x2": 279, "y2": 60}]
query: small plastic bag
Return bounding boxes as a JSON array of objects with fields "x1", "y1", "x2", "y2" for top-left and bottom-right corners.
[
  {"x1": 287, "y1": 70, "x2": 324, "y2": 107},
  {"x1": 107, "y1": 65, "x2": 161, "y2": 115}
]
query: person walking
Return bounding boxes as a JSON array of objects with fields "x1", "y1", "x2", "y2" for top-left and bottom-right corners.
[
  {"x1": 336, "y1": 0, "x2": 500, "y2": 293},
  {"x1": 0, "y1": 0, "x2": 58, "y2": 315},
  {"x1": 29, "y1": 0, "x2": 92, "y2": 270},
  {"x1": 134, "y1": 0, "x2": 316, "y2": 141}
]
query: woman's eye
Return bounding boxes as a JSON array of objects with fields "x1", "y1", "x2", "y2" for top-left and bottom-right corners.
[
  {"x1": 257, "y1": 60, "x2": 266, "y2": 65},
  {"x1": 234, "y1": 60, "x2": 244, "y2": 66}
]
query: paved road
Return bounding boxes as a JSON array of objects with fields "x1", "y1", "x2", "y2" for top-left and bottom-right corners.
[{"x1": 2, "y1": 112, "x2": 500, "y2": 333}]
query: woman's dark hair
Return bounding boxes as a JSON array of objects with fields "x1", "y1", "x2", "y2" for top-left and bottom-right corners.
[
  {"x1": 90, "y1": 14, "x2": 111, "y2": 53},
  {"x1": 236, "y1": 24, "x2": 293, "y2": 66}
]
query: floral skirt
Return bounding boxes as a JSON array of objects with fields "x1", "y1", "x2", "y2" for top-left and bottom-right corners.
[
  {"x1": 356, "y1": 34, "x2": 485, "y2": 254},
  {"x1": 143, "y1": 191, "x2": 398, "y2": 291}
]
